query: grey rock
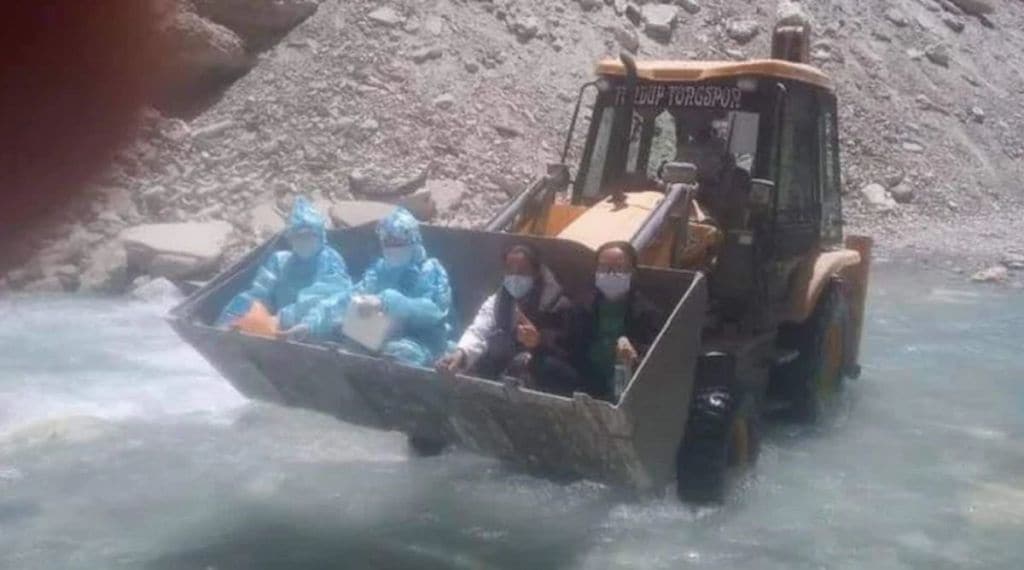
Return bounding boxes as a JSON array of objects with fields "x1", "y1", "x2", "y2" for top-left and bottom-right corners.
[
  {"x1": 433, "y1": 94, "x2": 456, "y2": 110},
  {"x1": 130, "y1": 277, "x2": 185, "y2": 304},
  {"x1": 776, "y1": 0, "x2": 810, "y2": 27},
  {"x1": 676, "y1": 0, "x2": 701, "y2": 15},
  {"x1": 163, "y1": 8, "x2": 251, "y2": 85},
  {"x1": 860, "y1": 183, "x2": 897, "y2": 211},
  {"x1": 925, "y1": 44, "x2": 951, "y2": 67},
  {"x1": 885, "y1": 9, "x2": 909, "y2": 27},
  {"x1": 902, "y1": 142, "x2": 925, "y2": 153},
  {"x1": 410, "y1": 46, "x2": 443, "y2": 63},
  {"x1": 624, "y1": 3, "x2": 644, "y2": 26},
  {"x1": 349, "y1": 167, "x2": 429, "y2": 198},
  {"x1": 576, "y1": 0, "x2": 603, "y2": 11},
  {"x1": 494, "y1": 124, "x2": 523, "y2": 138},
  {"x1": 969, "y1": 106, "x2": 986, "y2": 123},
  {"x1": 943, "y1": 16, "x2": 966, "y2": 32},
  {"x1": 248, "y1": 201, "x2": 286, "y2": 239},
  {"x1": 725, "y1": 19, "x2": 761, "y2": 45},
  {"x1": 191, "y1": 0, "x2": 318, "y2": 50},
  {"x1": 121, "y1": 221, "x2": 233, "y2": 280},
  {"x1": 971, "y1": 265, "x2": 1008, "y2": 283},
  {"x1": 642, "y1": 4, "x2": 678, "y2": 43},
  {"x1": 884, "y1": 170, "x2": 906, "y2": 188},
  {"x1": 948, "y1": 0, "x2": 994, "y2": 16},
  {"x1": 423, "y1": 179, "x2": 468, "y2": 215},
  {"x1": 78, "y1": 242, "x2": 130, "y2": 293},
  {"x1": 330, "y1": 200, "x2": 397, "y2": 229},
  {"x1": 367, "y1": 7, "x2": 404, "y2": 27},
  {"x1": 509, "y1": 15, "x2": 540, "y2": 42},
  {"x1": 889, "y1": 183, "x2": 915, "y2": 204}
]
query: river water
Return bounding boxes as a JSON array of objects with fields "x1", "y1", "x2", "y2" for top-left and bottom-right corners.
[{"x1": 1, "y1": 265, "x2": 1022, "y2": 570}]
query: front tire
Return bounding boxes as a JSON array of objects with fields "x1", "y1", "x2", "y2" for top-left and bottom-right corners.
[
  {"x1": 775, "y1": 280, "x2": 850, "y2": 423},
  {"x1": 676, "y1": 386, "x2": 760, "y2": 504}
]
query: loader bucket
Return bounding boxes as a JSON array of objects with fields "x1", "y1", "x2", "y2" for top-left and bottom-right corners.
[{"x1": 169, "y1": 226, "x2": 707, "y2": 491}]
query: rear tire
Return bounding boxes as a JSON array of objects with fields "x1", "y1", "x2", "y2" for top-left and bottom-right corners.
[
  {"x1": 407, "y1": 435, "x2": 447, "y2": 457},
  {"x1": 676, "y1": 386, "x2": 760, "y2": 504},
  {"x1": 774, "y1": 281, "x2": 850, "y2": 423}
]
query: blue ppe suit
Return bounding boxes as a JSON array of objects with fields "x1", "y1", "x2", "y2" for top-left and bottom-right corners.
[
  {"x1": 353, "y1": 208, "x2": 454, "y2": 367},
  {"x1": 216, "y1": 197, "x2": 352, "y2": 339}
]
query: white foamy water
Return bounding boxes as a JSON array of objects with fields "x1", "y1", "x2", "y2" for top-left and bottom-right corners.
[{"x1": 0, "y1": 266, "x2": 1022, "y2": 570}]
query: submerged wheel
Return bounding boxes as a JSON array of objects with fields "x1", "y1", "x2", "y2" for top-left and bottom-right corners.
[
  {"x1": 775, "y1": 280, "x2": 850, "y2": 423},
  {"x1": 676, "y1": 386, "x2": 760, "y2": 504},
  {"x1": 407, "y1": 435, "x2": 447, "y2": 457}
]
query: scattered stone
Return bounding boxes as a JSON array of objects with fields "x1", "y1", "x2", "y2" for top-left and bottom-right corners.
[
  {"x1": 423, "y1": 15, "x2": 444, "y2": 35},
  {"x1": 191, "y1": 119, "x2": 236, "y2": 140},
  {"x1": 948, "y1": 0, "x2": 994, "y2": 16},
  {"x1": 348, "y1": 167, "x2": 429, "y2": 198},
  {"x1": 409, "y1": 46, "x2": 443, "y2": 63},
  {"x1": 925, "y1": 44, "x2": 951, "y2": 67},
  {"x1": 725, "y1": 19, "x2": 760, "y2": 45},
  {"x1": 433, "y1": 93, "x2": 456, "y2": 110},
  {"x1": 78, "y1": 242, "x2": 130, "y2": 293},
  {"x1": 248, "y1": 201, "x2": 286, "y2": 239},
  {"x1": 943, "y1": 16, "x2": 966, "y2": 32},
  {"x1": 889, "y1": 183, "x2": 915, "y2": 204},
  {"x1": 971, "y1": 265, "x2": 1008, "y2": 283},
  {"x1": 902, "y1": 142, "x2": 925, "y2": 153},
  {"x1": 677, "y1": 0, "x2": 701, "y2": 16},
  {"x1": 367, "y1": 7, "x2": 404, "y2": 27},
  {"x1": 423, "y1": 179, "x2": 468, "y2": 215},
  {"x1": 776, "y1": 1, "x2": 809, "y2": 27},
  {"x1": 330, "y1": 200, "x2": 397, "y2": 229},
  {"x1": 121, "y1": 221, "x2": 234, "y2": 280},
  {"x1": 884, "y1": 170, "x2": 906, "y2": 188},
  {"x1": 860, "y1": 183, "x2": 897, "y2": 211},
  {"x1": 494, "y1": 124, "x2": 523, "y2": 138},
  {"x1": 464, "y1": 60, "x2": 480, "y2": 73},
  {"x1": 969, "y1": 106, "x2": 986, "y2": 123},
  {"x1": 576, "y1": 0, "x2": 603, "y2": 11},
  {"x1": 613, "y1": 25, "x2": 640, "y2": 53},
  {"x1": 509, "y1": 15, "x2": 540, "y2": 42},
  {"x1": 642, "y1": 4, "x2": 678, "y2": 43},
  {"x1": 885, "y1": 9, "x2": 909, "y2": 27},
  {"x1": 1001, "y1": 253, "x2": 1024, "y2": 270},
  {"x1": 130, "y1": 277, "x2": 185, "y2": 304},
  {"x1": 359, "y1": 118, "x2": 380, "y2": 132}
]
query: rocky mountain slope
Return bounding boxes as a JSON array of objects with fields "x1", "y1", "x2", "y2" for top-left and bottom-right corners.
[{"x1": 4, "y1": 0, "x2": 1023, "y2": 293}]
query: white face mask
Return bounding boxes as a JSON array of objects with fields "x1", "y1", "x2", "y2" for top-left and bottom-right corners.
[
  {"x1": 289, "y1": 234, "x2": 320, "y2": 259},
  {"x1": 503, "y1": 275, "x2": 534, "y2": 299},
  {"x1": 595, "y1": 272, "x2": 632, "y2": 300},
  {"x1": 383, "y1": 245, "x2": 415, "y2": 268}
]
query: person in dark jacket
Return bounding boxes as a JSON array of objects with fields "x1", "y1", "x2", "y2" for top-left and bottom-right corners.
[
  {"x1": 568, "y1": 241, "x2": 665, "y2": 401},
  {"x1": 436, "y1": 243, "x2": 580, "y2": 394}
]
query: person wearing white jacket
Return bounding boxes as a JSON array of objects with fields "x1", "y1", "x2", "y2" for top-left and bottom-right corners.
[{"x1": 436, "y1": 244, "x2": 581, "y2": 393}]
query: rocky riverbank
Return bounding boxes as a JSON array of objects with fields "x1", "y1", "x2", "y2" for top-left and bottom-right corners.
[{"x1": 3, "y1": 0, "x2": 1022, "y2": 294}]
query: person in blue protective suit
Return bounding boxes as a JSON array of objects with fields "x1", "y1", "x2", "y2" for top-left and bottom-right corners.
[
  {"x1": 347, "y1": 207, "x2": 454, "y2": 367},
  {"x1": 216, "y1": 197, "x2": 352, "y2": 340}
]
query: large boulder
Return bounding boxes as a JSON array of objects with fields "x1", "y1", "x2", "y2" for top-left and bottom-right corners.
[
  {"x1": 191, "y1": 0, "x2": 319, "y2": 50},
  {"x1": 860, "y1": 183, "x2": 897, "y2": 211},
  {"x1": 642, "y1": 4, "x2": 678, "y2": 43},
  {"x1": 78, "y1": 241, "x2": 130, "y2": 293},
  {"x1": 948, "y1": 0, "x2": 995, "y2": 16},
  {"x1": 159, "y1": 5, "x2": 252, "y2": 108},
  {"x1": 348, "y1": 167, "x2": 429, "y2": 199},
  {"x1": 330, "y1": 201, "x2": 398, "y2": 229},
  {"x1": 120, "y1": 221, "x2": 233, "y2": 280},
  {"x1": 130, "y1": 277, "x2": 185, "y2": 305},
  {"x1": 248, "y1": 201, "x2": 287, "y2": 239}
]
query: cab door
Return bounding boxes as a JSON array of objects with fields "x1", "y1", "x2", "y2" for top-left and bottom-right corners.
[{"x1": 772, "y1": 84, "x2": 821, "y2": 259}]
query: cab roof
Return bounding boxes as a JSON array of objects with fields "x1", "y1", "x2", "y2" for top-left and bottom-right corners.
[{"x1": 596, "y1": 58, "x2": 834, "y2": 92}]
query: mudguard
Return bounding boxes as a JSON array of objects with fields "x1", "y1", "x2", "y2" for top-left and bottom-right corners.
[
  {"x1": 782, "y1": 248, "x2": 861, "y2": 324},
  {"x1": 170, "y1": 226, "x2": 708, "y2": 492}
]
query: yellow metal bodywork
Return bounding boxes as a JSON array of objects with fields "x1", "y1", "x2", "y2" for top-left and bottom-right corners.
[
  {"x1": 595, "y1": 58, "x2": 834, "y2": 92},
  {"x1": 783, "y1": 248, "x2": 862, "y2": 324},
  {"x1": 557, "y1": 191, "x2": 664, "y2": 251}
]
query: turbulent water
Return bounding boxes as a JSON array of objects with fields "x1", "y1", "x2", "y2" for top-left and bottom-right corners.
[{"x1": 1, "y1": 265, "x2": 1022, "y2": 570}]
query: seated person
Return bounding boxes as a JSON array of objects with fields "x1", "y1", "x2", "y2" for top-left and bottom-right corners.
[
  {"x1": 675, "y1": 116, "x2": 751, "y2": 231},
  {"x1": 436, "y1": 244, "x2": 580, "y2": 394},
  {"x1": 216, "y1": 197, "x2": 351, "y2": 340},
  {"x1": 347, "y1": 208, "x2": 453, "y2": 367},
  {"x1": 567, "y1": 241, "x2": 665, "y2": 401}
]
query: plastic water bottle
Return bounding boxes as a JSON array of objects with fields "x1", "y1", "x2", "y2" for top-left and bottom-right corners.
[{"x1": 613, "y1": 362, "x2": 632, "y2": 401}]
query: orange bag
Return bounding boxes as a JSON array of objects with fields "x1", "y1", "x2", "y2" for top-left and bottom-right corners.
[{"x1": 232, "y1": 301, "x2": 280, "y2": 338}]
